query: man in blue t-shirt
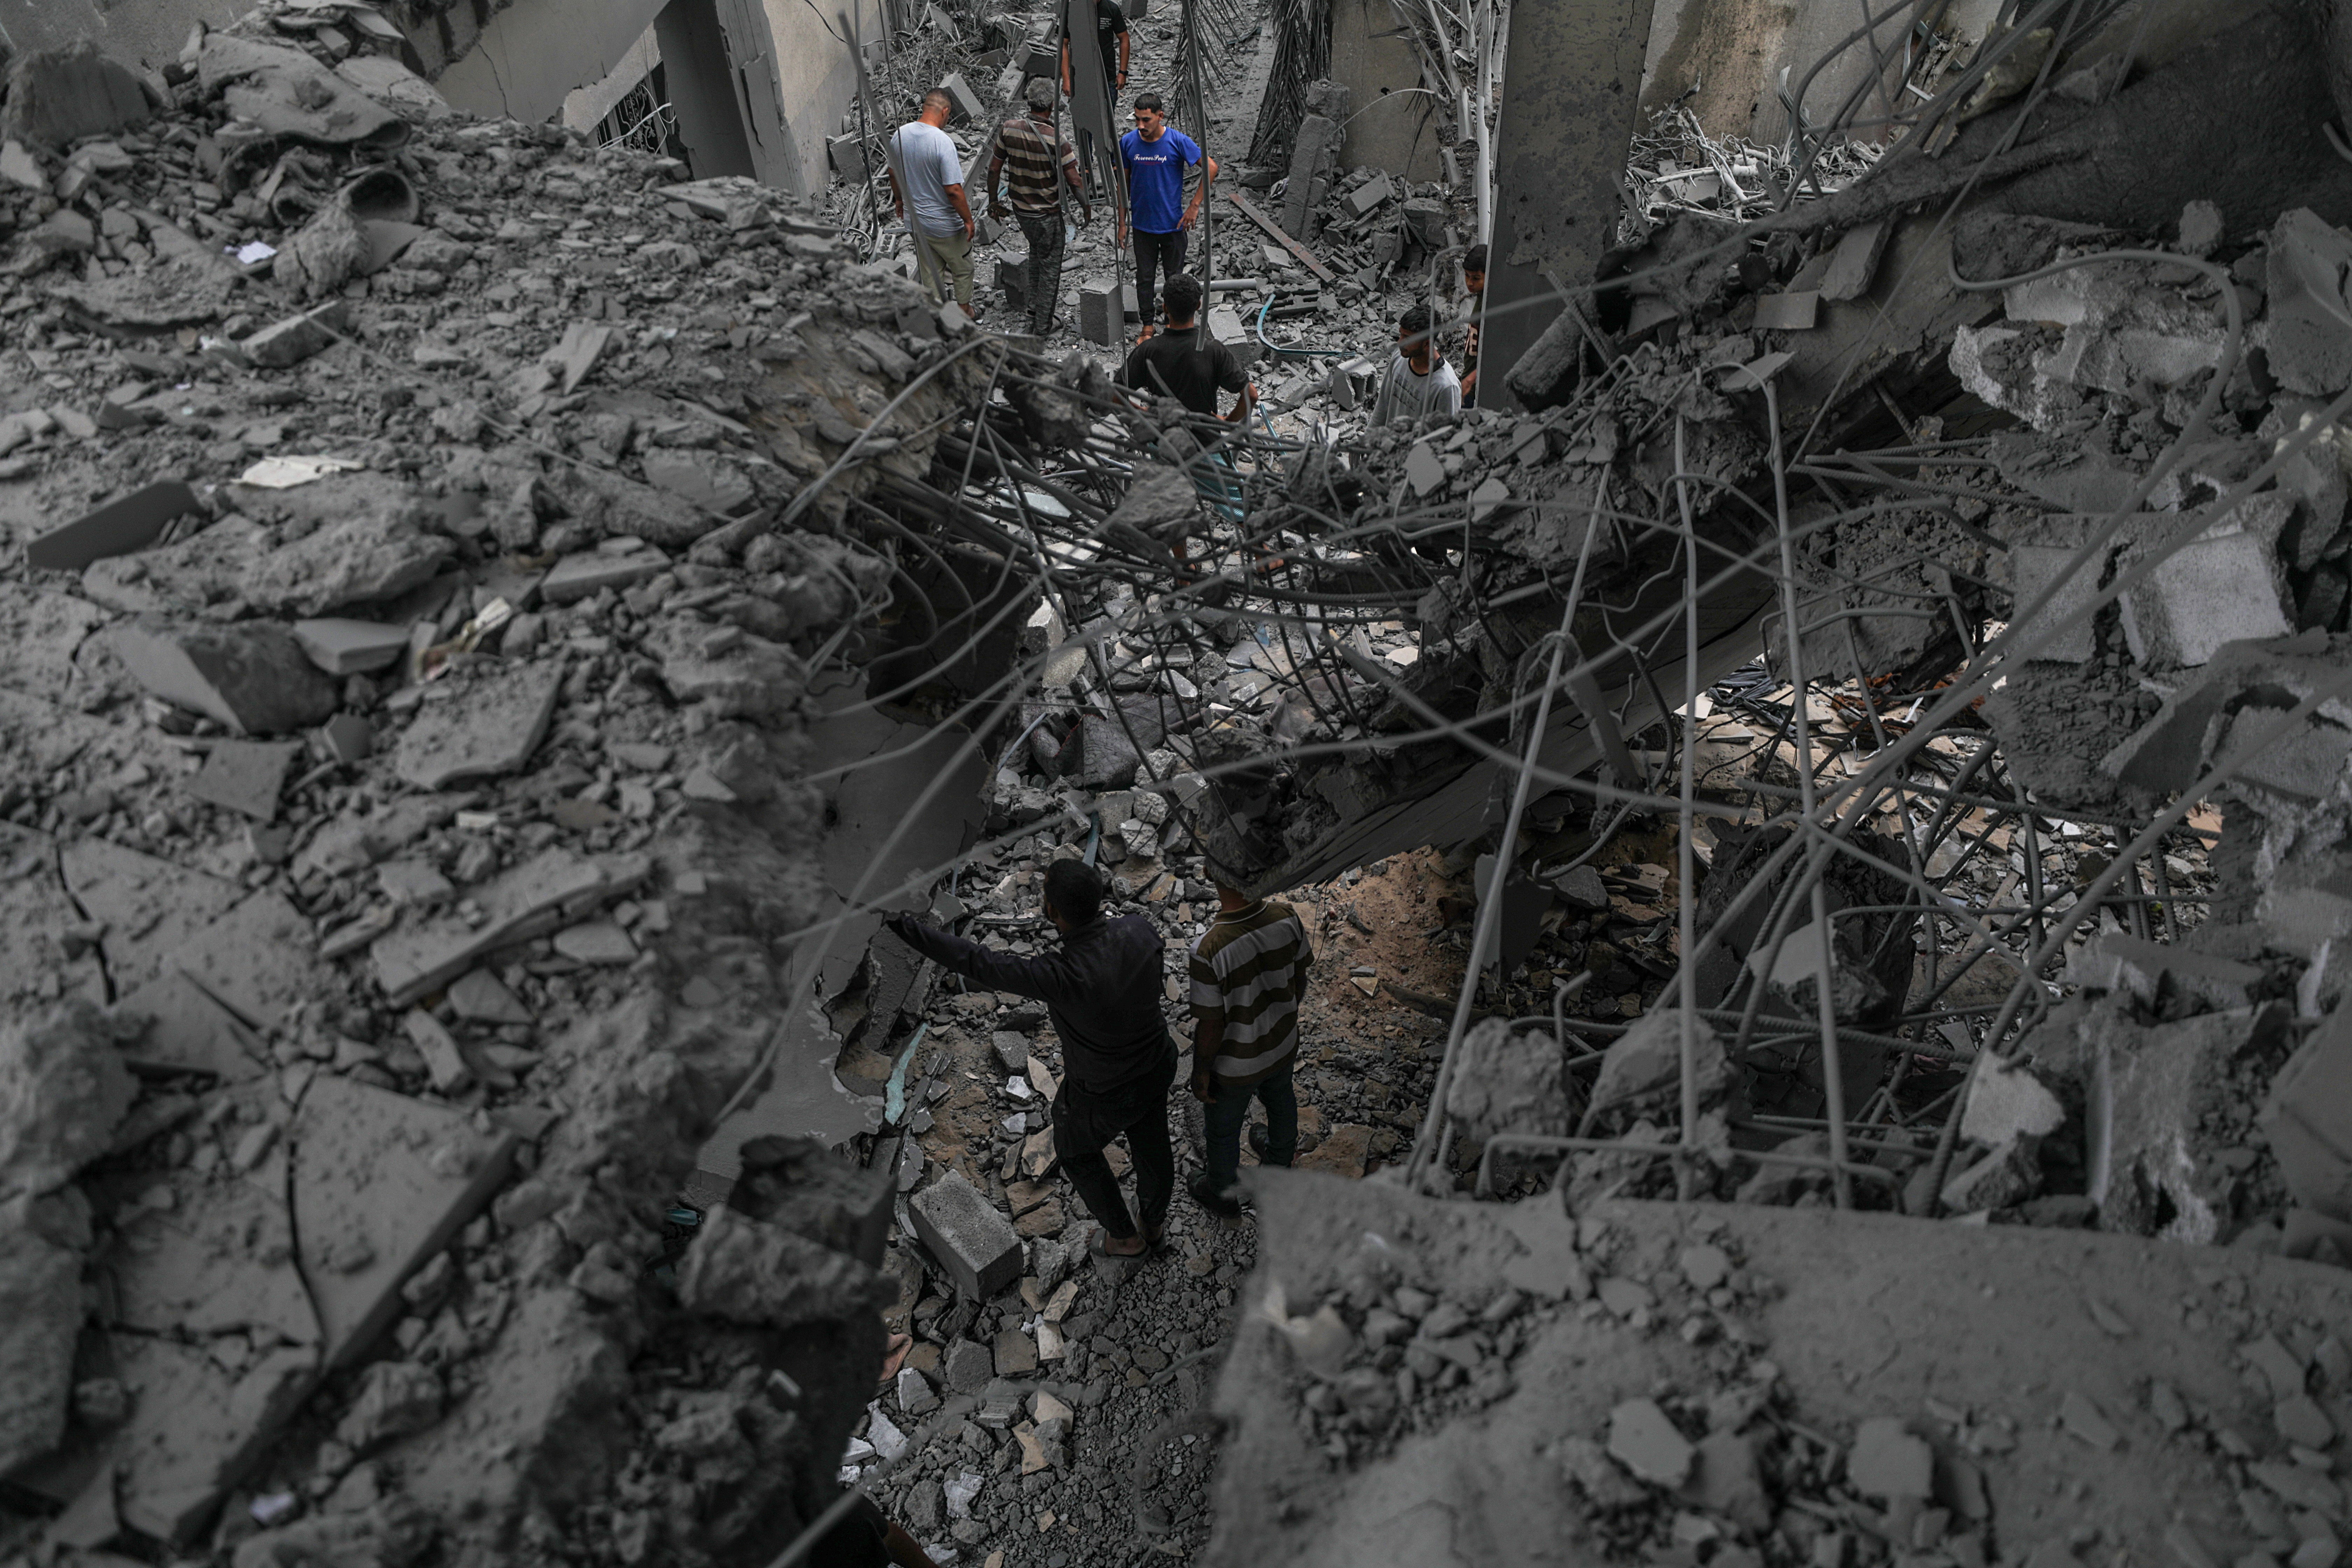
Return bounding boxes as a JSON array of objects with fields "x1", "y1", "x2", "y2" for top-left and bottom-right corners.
[{"x1": 1117, "y1": 93, "x2": 1217, "y2": 340}]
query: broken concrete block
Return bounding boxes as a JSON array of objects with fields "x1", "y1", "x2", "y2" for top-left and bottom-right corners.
[
  {"x1": 909, "y1": 1169, "x2": 1023, "y2": 1300},
  {"x1": 2265, "y1": 209, "x2": 2352, "y2": 397},
  {"x1": 2067, "y1": 932, "x2": 2262, "y2": 1010},
  {"x1": 61, "y1": 836, "x2": 241, "y2": 996},
  {"x1": 292, "y1": 1072, "x2": 517, "y2": 1364},
  {"x1": 336, "y1": 1360, "x2": 445, "y2": 1454},
  {"x1": 111, "y1": 620, "x2": 339, "y2": 736},
  {"x1": 939, "y1": 71, "x2": 984, "y2": 124},
  {"x1": 545, "y1": 321, "x2": 614, "y2": 394},
  {"x1": 404, "y1": 1009, "x2": 473, "y2": 1093},
  {"x1": 239, "y1": 299, "x2": 350, "y2": 368},
  {"x1": 24, "y1": 478, "x2": 198, "y2": 572},
  {"x1": 1958, "y1": 1051, "x2": 2066, "y2": 1145},
  {"x1": 1079, "y1": 282, "x2": 1121, "y2": 347},
  {"x1": 184, "y1": 738, "x2": 302, "y2": 821},
  {"x1": 447, "y1": 968, "x2": 531, "y2": 1025},
  {"x1": 1587, "y1": 1008, "x2": 1729, "y2": 1123},
  {"x1": 112, "y1": 970, "x2": 268, "y2": 1080},
  {"x1": 1847, "y1": 1416, "x2": 1933, "y2": 1498},
  {"x1": 1444, "y1": 1014, "x2": 1570, "y2": 1140},
  {"x1": 1940, "y1": 1134, "x2": 2042, "y2": 1213},
  {"x1": 0, "y1": 41, "x2": 151, "y2": 150},
  {"x1": 1752, "y1": 290, "x2": 1818, "y2": 331},
  {"x1": 540, "y1": 547, "x2": 667, "y2": 605},
  {"x1": 2094, "y1": 1006, "x2": 2274, "y2": 1241},
  {"x1": 292, "y1": 618, "x2": 410, "y2": 675},
  {"x1": 2120, "y1": 527, "x2": 2292, "y2": 668},
  {"x1": 552, "y1": 920, "x2": 636, "y2": 966},
  {"x1": 370, "y1": 848, "x2": 649, "y2": 1007},
  {"x1": 0, "y1": 1229, "x2": 82, "y2": 1473},
  {"x1": 2264, "y1": 1008, "x2": 2352, "y2": 1224},
  {"x1": 2007, "y1": 542, "x2": 2107, "y2": 663},
  {"x1": 673, "y1": 1204, "x2": 892, "y2": 1328},
  {"x1": 828, "y1": 132, "x2": 873, "y2": 183},
  {"x1": 0, "y1": 138, "x2": 44, "y2": 193},
  {"x1": 1606, "y1": 1398, "x2": 1693, "y2": 1485},
  {"x1": 641, "y1": 448, "x2": 755, "y2": 515},
  {"x1": 392, "y1": 658, "x2": 563, "y2": 791},
  {"x1": 1344, "y1": 171, "x2": 1393, "y2": 217},
  {"x1": 1, "y1": 1000, "x2": 135, "y2": 1200},
  {"x1": 1818, "y1": 220, "x2": 1890, "y2": 302}
]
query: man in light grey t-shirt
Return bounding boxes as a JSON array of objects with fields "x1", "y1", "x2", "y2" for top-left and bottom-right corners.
[{"x1": 887, "y1": 87, "x2": 977, "y2": 313}]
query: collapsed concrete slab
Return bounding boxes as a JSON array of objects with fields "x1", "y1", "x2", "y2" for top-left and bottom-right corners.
[
  {"x1": 369, "y1": 847, "x2": 650, "y2": 1006},
  {"x1": 59, "y1": 837, "x2": 243, "y2": 997},
  {"x1": 109, "y1": 620, "x2": 340, "y2": 736},
  {"x1": 392, "y1": 657, "x2": 564, "y2": 791},
  {"x1": 292, "y1": 1073, "x2": 518, "y2": 1365}
]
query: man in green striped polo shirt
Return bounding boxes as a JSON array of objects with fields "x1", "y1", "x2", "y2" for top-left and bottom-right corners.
[{"x1": 1185, "y1": 880, "x2": 1314, "y2": 1218}]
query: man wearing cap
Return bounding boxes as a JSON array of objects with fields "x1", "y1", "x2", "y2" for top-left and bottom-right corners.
[{"x1": 987, "y1": 79, "x2": 1094, "y2": 337}]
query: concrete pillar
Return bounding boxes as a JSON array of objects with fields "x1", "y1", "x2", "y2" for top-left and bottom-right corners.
[
  {"x1": 1326, "y1": 0, "x2": 1441, "y2": 180},
  {"x1": 655, "y1": 0, "x2": 759, "y2": 181},
  {"x1": 1480, "y1": 0, "x2": 1652, "y2": 411}
]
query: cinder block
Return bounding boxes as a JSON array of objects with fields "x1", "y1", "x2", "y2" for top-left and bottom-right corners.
[
  {"x1": 1121, "y1": 281, "x2": 1139, "y2": 322},
  {"x1": 1078, "y1": 282, "x2": 1120, "y2": 346},
  {"x1": 1343, "y1": 170, "x2": 1393, "y2": 217},
  {"x1": 939, "y1": 71, "x2": 984, "y2": 125},
  {"x1": 997, "y1": 256, "x2": 1030, "y2": 312},
  {"x1": 909, "y1": 1170, "x2": 1023, "y2": 1300},
  {"x1": 828, "y1": 132, "x2": 872, "y2": 184}
]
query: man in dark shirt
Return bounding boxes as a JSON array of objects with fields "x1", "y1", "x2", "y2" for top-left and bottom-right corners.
[
  {"x1": 886, "y1": 859, "x2": 1175, "y2": 1259},
  {"x1": 1059, "y1": 0, "x2": 1130, "y2": 102},
  {"x1": 1116, "y1": 273, "x2": 1255, "y2": 422}
]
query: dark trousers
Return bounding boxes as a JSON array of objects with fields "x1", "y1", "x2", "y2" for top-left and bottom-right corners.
[
  {"x1": 1016, "y1": 211, "x2": 1066, "y2": 334},
  {"x1": 1133, "y1": 227, "x2": 1188, "y2": 326},
  {"x1": 1052, "y1": 1046, "x2": 1177, "y2": 1241},
  {"x1": 1201, "y1": 1052, "x2": 1297, "y2": 1195}
]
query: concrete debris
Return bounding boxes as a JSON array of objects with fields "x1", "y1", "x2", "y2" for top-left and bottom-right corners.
[
  {"x1": 110, "y1": 620, "x2": 340, "y2": 736},
  {"x1": 0, "y1": 1000, "x2": 136, "y2": 1200}
]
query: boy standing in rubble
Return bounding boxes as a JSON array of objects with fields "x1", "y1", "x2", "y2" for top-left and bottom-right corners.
[
  {"x1": 886, "y1": 860, "x2": 1177, "y2": 1259},
  {"x1": 1185, "y1": 879, "x2": 1314, "y2": 1219},
  {"x1": 1371, "y1": 302, "x2": 1463, "y2": 429}
]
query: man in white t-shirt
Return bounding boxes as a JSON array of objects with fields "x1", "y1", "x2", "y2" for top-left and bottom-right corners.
[
  {"x1": 1370, "y1": 302, "x2": 1463, "y2": 429},
  {"x1": 887, "y1": 88, "x2": 977, "y2": 313}
]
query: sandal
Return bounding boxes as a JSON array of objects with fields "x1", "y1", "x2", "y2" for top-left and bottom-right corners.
[{"x1": 877, "y1": 1331, "x2": 911, "y2": 1387}]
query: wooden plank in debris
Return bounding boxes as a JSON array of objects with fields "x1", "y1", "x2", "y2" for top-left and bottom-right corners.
[{"x1": 1225, "y1": 190, "x2": 1336, "y2": 284}]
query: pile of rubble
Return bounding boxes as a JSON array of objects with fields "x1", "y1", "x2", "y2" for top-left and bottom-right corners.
[{"x1": 0, "y1": 5, "x2": 1031, "y2": 1563}]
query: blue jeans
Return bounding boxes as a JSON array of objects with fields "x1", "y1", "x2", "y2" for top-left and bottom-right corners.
[{"x1": 1202, "y1": 1053, "x2": 1297, "y2": 1195}]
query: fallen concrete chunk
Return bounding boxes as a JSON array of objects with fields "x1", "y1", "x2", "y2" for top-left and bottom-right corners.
[
  {"x1": 2266, "y1": 209, "x2": 2352, "y2": 397},
  {"x1": 60, "y1": 836, "x2": 241, "y2": 995},
  {"x1": 111, "y1": 970, "x2": 268, "y2": 1080},
  {"x1": 1586, "y1": 1008, "x2": 1729, "y2": 1124},
  {"x1": 239, "y1": 299, "x2": 350, "y2": 368},
  {"x1": 24, "y1": 479, "x2": 198, "y2": 572},
  {"x1": 370, "y1": 848, "x2": 649, "y2": 1006},
  {"x1": 2264, "y1": 1008, "x2": 2352, "y2": 1224},
  {"x1": 677, "y1": 1204, "x2": 894, "y2": 1329},
  {"x1": 184, "y1": 738, "x2": 301, "y2": 821},
  {"x1": 1079, "y1": 282, "x2": 1121, "y2": 346},
  {"x1": 0, "y1": 1000, "x2": 135, "y2": 1200},
  {"x1": 546, "y1": 321, "x2": 614, "y2": 394},
  {"x1": 642, "y1": 447, "x2": 755, "y2": 514},
  {"x1": 2092, "y1": 1005, "x2": 2277, "y2": 1241},
  {"x1": 1847, "y1": 1416, "x2": 1933, "y2": 1498},
  {"x1": 1752, "y1": 290, "x2": 1818, "y2": 331},
  {"x1": 292, "y1": 617, "x2": 410, "y2": 675},
  {"x1": 1606, "y1": 1398, "x2": 1692, "y2": 1486},
  {"x1": 173, "y1": 889, "x2": 318, "y2": 1029},
  {"x1": 0, "y1": 41, "x2": 151, "y2": 150},
  {"x1": 2120, "y1": 526, "x2": 2292, "y2": 668},
  {"x1": 553, "y1": 920, "x2": 636, "y2": 965},
  {"x1": 403, "y1": 1009, "x2": 473, "y2": 1093},
  {"x1": 540, "y1": 547, "x2": 667, "y2": 605},
  {"x1": 447, "y1": 968, "x2": 532, "y2": 1025},
  {"x1": 0, "y1": 1228, "x2": 82, "y2": 1473},
  {"x1": 292, "y1": 1073, "x2": 516, "y2": 1364},
  {"x1": 1958, "y1": 1051, "x2": 2066, "y2": 1145},
  {"x1": 910, "y1": 1169, "x2": 1023, "y2": 1300},
  {"x1": 336, "y1": 1360, "x2": 446, "y2": 1454},
  {"x1": 111, "y1": 620, "x2": 339, "y2": 735},
  {"x1": 392, "y1": 658, "x2": 563, "y2": 791},
  {"x1": 1818, "y1": 220, "x2": 1890, "y2": 302},
  {"x1": 2067, "y1": 932, "x2": 2262, "y2": 1010},
  {"x1": 1444, "y1": 1014, "x2": 1571, "y2": 1140},
  {"x1": 938, "y1": 71, "x2": 983, "y2": 124},
  {"x1": 2008, "y1": 541, "x2": 2108, "y2": 663}
]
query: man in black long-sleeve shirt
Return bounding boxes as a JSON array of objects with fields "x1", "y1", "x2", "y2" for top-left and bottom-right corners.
[{"x1": 886, "y1": 860, "x2": 1175, "y2": 1259}]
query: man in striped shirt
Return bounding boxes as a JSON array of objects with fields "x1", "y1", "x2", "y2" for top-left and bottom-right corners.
[
  {"x1": 986, "y1": 78, "x2": 1092, "y2": 337},
  {"x1": 1185, "y1": 880, "x2": 1313, "y2": 1218}
]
